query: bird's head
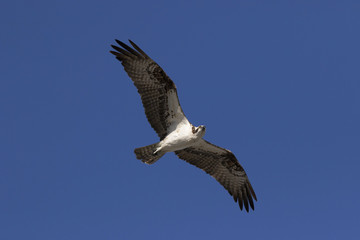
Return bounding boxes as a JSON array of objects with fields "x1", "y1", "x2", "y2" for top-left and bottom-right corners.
[{"x1": 194, "y1": 125, "x2": 206, "y2": 138}]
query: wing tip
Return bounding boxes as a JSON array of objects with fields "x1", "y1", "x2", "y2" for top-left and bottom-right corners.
[
  {"x1": 242, "y1": 189, "x2": 250, "y2": 212},
  {"x1": 247, "y1": 181, "x2": 258, "y2": 201},
  {"x1": 128, "y1": 39, "x2": 150, "y2": 59},
  {"x1": 115, "y1": 39, "x2": 125, "y2": 46},
  {"x1": 112, "y1": 39, "x2": 143, "y2": 58},
  {"x1": 232, "y1": 188, "x2": 256, "y2": 212}
]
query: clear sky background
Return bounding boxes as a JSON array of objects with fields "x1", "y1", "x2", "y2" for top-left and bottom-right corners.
[{"x1": 1, "y1": 0, "x2": 360, "y2": 239}]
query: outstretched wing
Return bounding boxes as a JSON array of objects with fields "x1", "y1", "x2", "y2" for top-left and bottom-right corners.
[
  {"x1": 175, "y1": 139, "x2": 257, "y2": 211},
  {"x1": 110, "y1": 40, "x2": 189, "y2": 140}
]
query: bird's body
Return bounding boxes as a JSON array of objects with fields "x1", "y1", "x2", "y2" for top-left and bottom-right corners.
[
  {"x1": 157, "y1": 122, "x2": 204, "y2": 153},
  {"x1": 110, "y1": 40, "x2": 257, "y2": 211}
]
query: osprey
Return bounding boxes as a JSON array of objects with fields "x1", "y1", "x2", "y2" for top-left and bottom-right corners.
[{"x1": 110, "y1": 40, "x2": 257, "y2": 211}]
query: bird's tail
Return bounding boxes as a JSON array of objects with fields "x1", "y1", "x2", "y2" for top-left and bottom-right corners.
[{"x1": 134, "y1": 143, "x2": 165, "y2": 165}]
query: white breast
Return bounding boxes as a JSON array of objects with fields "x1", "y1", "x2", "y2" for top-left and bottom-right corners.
[{"x1": 158, "y1": 121, "x2": 199, "y2": 152}]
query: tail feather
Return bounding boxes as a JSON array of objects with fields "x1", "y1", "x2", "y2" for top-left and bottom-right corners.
[{"x1": 134, "y1": 143, "x2": 165, "y2": 165}]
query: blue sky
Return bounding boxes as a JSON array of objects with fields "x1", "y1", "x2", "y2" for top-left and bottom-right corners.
[{"x1": 1, "y1": 0, "x2": 360, "y2": 239}]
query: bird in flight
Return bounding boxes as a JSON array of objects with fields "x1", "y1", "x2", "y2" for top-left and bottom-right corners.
[{"x1": 110, "y1": 40, "x2": 257, "y2": 211}]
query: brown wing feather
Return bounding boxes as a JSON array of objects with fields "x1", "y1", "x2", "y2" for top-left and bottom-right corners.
[
  {"x1": 175, "y1": 139, "x2": 257, "y2": 211},
  {"x1": 110, "y1": 40, "x2": 184, "y2": 140}
]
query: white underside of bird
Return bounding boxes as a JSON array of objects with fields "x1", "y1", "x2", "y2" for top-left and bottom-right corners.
[{"x1": 155, "y1": 120, "x2": 205, "y2": 154}]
